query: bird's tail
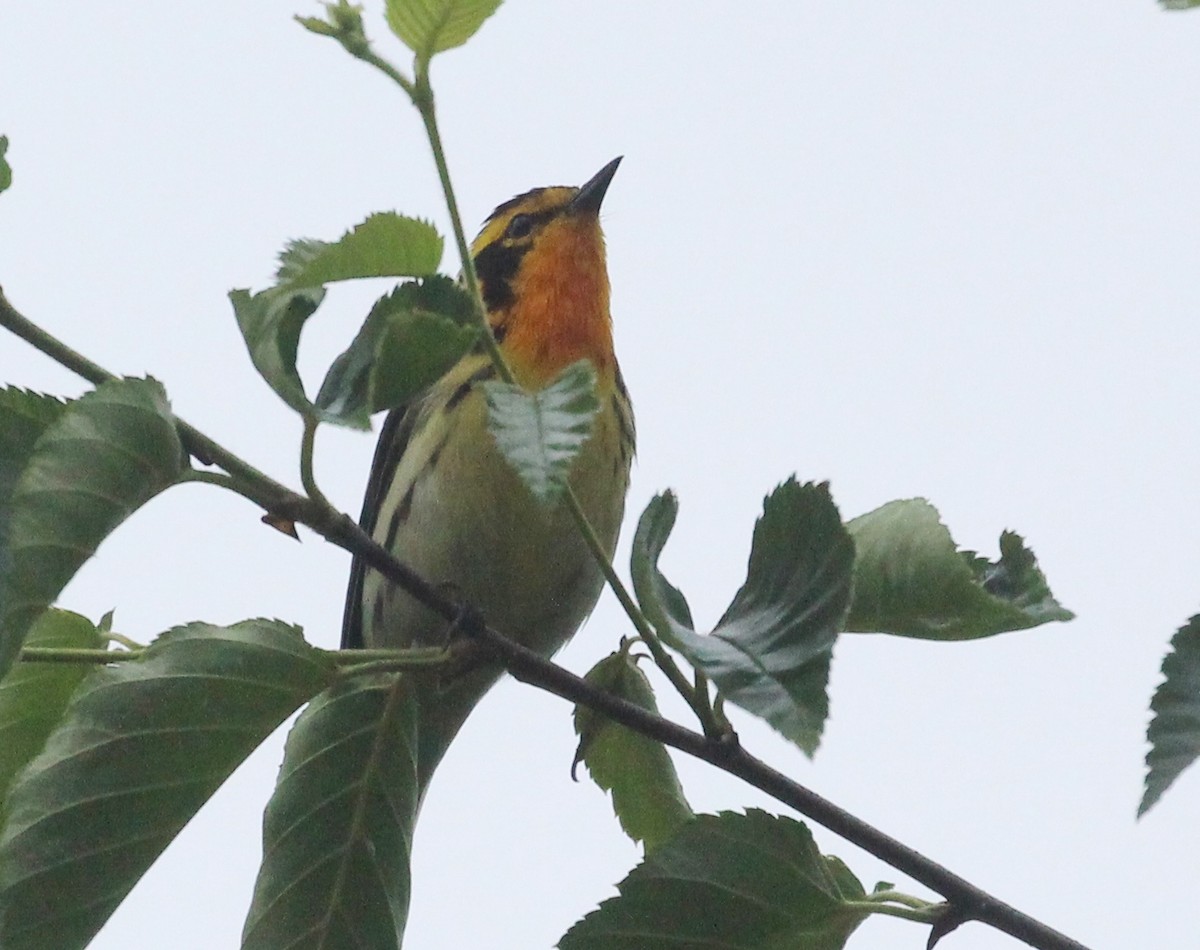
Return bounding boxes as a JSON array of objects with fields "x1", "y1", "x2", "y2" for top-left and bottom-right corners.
[{"x1": 410, "y1": 661, "x2": 507, "y2": 807}]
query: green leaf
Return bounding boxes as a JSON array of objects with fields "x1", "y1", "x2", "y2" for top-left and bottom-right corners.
[
  {"x1": 275, "y1": 213, "x2": 443, "y2": 290},
  {"x1": 573, "y1": 647, "x2": 693, "y2": 853},
  {"x1": 0, "y1": 136, "x2": 11, "y2": 195},
  {"x1": 1162, "y1": 1, "x2": 1200, "y2": 10},
  {"x1": 0, "y1": 620, "x2": 334, "y2": 950},
  {"x1": 315, "y1": 276, "x2": 479, "y2": 428},
  {"x1": 374, "y1": 312, "x2": 479, "y2": 411},
  {"x1": 385, "y1": 0, "x2": 503, "y2": 60},
  {"x1": 844, "y1": 499, "x2": 1073, "y2": 640},
  {"x1": 234, "y1": 215, "x2": 444, "y2": 419},
  {"x1": 1140, "y1": 615, "x2": 1200, "y2": 816},
  {"x1": 242, "y1": 674, "x2": 420, "y2": 950},
  {"x1": 0, "y1": 610, "x2": 103, "y2": 803},
  {"x1": 0, "y1": 379, "x2": 182, "y2": 680},
  {"x1": 230, "y1": 286, "x2": 325, "y2": 416},
  {"x1": 631, "y1": 480, "x2": 854, "y2": 756},
  {"x1": 628, "y1": 492, "x2": 695, "y2": 635},
  {"x1": 560, "y1": 810, "x2": 869, "y2": 950},
  {"x1": 0, "y1": 389, "x2": 68, "y2": 513},
  {"x1": 483, "y1": 359, "x2": 600, "y2": 505}
]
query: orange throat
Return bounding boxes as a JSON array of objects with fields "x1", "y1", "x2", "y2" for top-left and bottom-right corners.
[{"x1": 496, "y1": 219, "x2": 614, "y2": 388}]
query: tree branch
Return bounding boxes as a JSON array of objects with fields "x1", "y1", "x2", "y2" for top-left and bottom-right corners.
[{"x1": 0, "y1": 287, "x2": 1090, "y2": 950}]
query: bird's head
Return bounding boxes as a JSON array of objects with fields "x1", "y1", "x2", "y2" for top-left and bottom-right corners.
[{"x1": 470, "y1": 157, "x2": 621, "y2": 387}]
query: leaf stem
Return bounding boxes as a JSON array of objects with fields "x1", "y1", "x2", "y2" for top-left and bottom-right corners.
[
  {"x1": 562, "y1": 488, "x2": 717, "y2": 730},
  {"x1": 300, "y1": 414, "x2": 332, "y2": 509},
  {"x1": 410, "y1": 62, "x2": 514, "y2": 385},
  {"x1": 845, "y1": 900, "x2": 942, "y2": 925},
  {"x1": 868, "y1": 889, "x2": 937, "y2": 910},
  {"x1": 325, "y1": 647, "x2": 448, "y2": 664},
  {"x1": 349, "y1": 47, "x2": 416, "y2": 98},
  {"x1": 181, "y1": 467, "x2": 272, "y2": 507},
  {"x1": 337, "y1": 657, "x2": 448, "y2": 677},
  {"x1": 325, "y1": 646, "x2": 453, "y2": 678},
  {"x1": 20, "y1": 647, "x2": 140, "y2": 664},
  {"x1": 102, "y1": 631, "x2": 145, "y2": 651}
]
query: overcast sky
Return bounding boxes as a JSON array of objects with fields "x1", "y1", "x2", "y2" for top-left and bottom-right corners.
[{"x1": 3, "y1": 3, "x2": 1199, "y2": 948}]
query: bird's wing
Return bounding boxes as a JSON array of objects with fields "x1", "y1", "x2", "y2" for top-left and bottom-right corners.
[{"x1": 340, "y1": 404, "x2": 418, "y2": 649}]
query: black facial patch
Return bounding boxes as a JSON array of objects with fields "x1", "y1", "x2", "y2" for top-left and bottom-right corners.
[
  {"x1": 474, "y1": 240, "x2": 521, "y2": 311},
  {"x1": 473, "y1": 196, "x2": 566, "y2": 313}
]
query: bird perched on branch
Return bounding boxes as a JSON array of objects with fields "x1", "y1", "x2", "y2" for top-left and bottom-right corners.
[{"x1": 341, "y1": 158, "x2": 634, "y2": 800}]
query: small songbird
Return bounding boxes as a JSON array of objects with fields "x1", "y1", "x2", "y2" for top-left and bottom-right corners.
[{"x1": 341, "y1": 158, "x2": 635, "y2": 801}]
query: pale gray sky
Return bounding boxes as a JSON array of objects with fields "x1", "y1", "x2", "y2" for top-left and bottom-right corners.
[{"x1": 3, "y1": 3, "x2": 1199, "y2": 948}]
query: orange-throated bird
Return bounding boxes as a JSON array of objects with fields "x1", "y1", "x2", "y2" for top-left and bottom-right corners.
[{"x1": 341, "y1": 158, "x2": 634, "y2": 800}]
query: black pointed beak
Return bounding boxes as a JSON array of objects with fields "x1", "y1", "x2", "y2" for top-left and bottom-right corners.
[{"x1": 569, "y1": 156, "x2": 622, "y2": 216}]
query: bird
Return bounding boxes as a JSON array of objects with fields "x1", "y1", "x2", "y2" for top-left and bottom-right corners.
[{"x1": 340, "y1": 158, "x2": 635, "y2": 802}]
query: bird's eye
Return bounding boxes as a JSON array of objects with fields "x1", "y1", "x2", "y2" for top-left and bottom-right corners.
[{"x1": 505, "y1": 213, "x2": 534, "y2": 239}]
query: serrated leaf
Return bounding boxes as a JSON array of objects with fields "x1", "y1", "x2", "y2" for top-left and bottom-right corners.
[
  {"x1": 242, "y1": 674, "x2": 420, "y2": 950},
  {"x1": 0, "y1": 620, "x2": 334, "y2": 950},
  {"x1": 1140, "y1": 614, "x2": 1200, "y2": 816},
  {"x1": 844, "y1": 499, "x2": 1073, "y2": 641},
  {"x1": 275, "y1": 213, "x2": 442, "y2": 290},
  {"x1": 234, "y1": 215, "x2": 443, "y2": 419},
  {"x1": 230, "y1": 286, "x2": 325, "y2": 416},
  {"x1": 315, "y1": 276, "x2": 479, "y2": 427},
  {"x1": 574, "y1": 648, "x2": 693, "y2": 853},
  {"x1": 1162, "y1": 1, "x2": 1200, "y2": 10},
  {"x1": 0, "y1": 136, "x2": 11, "y2": 194},
  {"x1": 385, "y1": 0, "x2": 502, "y2": 60},
  {"x1": 0, "y1": 379, "x2": 182, "y2": 680},
  {"x1": 631, "y1": 480, "x2": 853, "y2": 756},
  {"x1": 484, "y1": 359, "x2": 599, "y2": 505},
  {"x1": 560, "y1": 810, "x2": 868, "y2": 950},
  {"x1": 0, "y1": 610, "x2": 103, "y2": 804}
]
